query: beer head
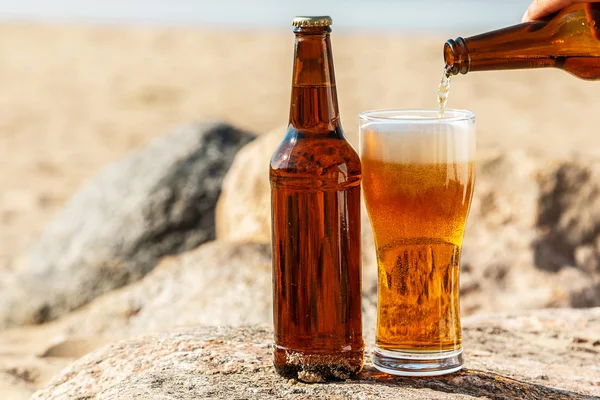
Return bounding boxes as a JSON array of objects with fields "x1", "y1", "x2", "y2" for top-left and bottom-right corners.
[
  {"x1": 359, "y1": 108, "x2": 476, "y2": 248},
  {"x1": 359, "y1": 110, "x2": 475, "y2": 165}
]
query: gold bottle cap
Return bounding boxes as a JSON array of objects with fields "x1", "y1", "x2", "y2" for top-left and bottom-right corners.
[{"x1": 292, "y1": 16, "x2": 333, "y2": 27}]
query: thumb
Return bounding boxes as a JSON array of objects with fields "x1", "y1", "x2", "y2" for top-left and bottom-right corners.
[
  {"x1": 523, "y1": 0, "x2": 575, "y2": 22},
  {"x1": 522, "y1": 0, "x2": 600, "y2": 22}
]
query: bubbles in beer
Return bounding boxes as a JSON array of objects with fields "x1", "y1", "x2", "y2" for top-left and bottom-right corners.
[
  {"x1": 437, "y1": 67, "x2": 452, "y2": 118},
  {"x1": 376, "y1": 240, "x2": 462, "y2": 351}
]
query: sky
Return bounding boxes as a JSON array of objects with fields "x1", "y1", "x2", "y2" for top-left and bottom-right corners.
[{"x1": 0, "y1": 0, "x2": 532, "y2": 32}]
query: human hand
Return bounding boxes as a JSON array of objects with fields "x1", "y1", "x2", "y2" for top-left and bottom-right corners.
[{"x1": 522, "y1": 0, "x2": 600, "y2": 22}]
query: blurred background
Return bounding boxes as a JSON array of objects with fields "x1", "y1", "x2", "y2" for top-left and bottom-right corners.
[
  {"x1": 2, "y1": 1, "x2": 600, "y2": 398},
  {"x1": 3, "y1": 0, "x2": 595, "y2": 269},
  {"x1": 1, "y1": 0, "x2": 530, "y2": 30}
]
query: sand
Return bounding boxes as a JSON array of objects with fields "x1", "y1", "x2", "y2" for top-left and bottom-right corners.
[{"x1": 1, "y1": 23, "x2": 599, "y2": 269}]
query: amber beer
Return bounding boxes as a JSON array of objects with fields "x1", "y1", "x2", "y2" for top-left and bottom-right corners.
[
  {"x1": 270, "y1": 16, "x2": 364, "y2": 382},
  {"x1": 360, "y1": 110, "x2": 475, "y2": 376},
  {"x1": 444, "y1": 3, "x2": 600, "y2": 80}
]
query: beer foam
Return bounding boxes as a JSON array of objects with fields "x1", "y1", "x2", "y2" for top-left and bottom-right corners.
[{"x1": 360, "y1": 119, "x2": 475, "y2": 164}]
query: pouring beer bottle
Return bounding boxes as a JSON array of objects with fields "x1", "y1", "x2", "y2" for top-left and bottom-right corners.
[
  {"x1": 444, "y1": 3, "x2": 600, "y2": 80},
  {"x1": 270, "y1": 16, "x2": 364, "y2": 381}
]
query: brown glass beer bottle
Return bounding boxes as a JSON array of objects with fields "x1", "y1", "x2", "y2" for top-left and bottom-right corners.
[
  {"x1": 445, "y1": 3, "x2": 600, "y2": 80},
  {"x1": 270, "y1": 16, "x2": 364, "y2": 381}
]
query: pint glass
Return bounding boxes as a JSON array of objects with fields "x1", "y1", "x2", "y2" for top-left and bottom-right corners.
[{"x1": 360, "y1": 110, "x2": 475, "y2": 376}]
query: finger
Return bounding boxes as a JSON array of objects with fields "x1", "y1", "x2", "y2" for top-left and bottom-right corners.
[{"x1": 523, "y1": 0, "x2": 579, "y2": 22}]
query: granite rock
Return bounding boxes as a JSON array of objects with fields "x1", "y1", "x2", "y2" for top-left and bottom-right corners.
[
  {"x1": 0, "y1": 122, "x2": 254, "y2": 328},
  {"x1": 31, "y1": 308, "x2": 600, "y2": 400}
]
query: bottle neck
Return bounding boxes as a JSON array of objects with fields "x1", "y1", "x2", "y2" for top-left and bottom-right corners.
[
  {"x1": 288, "y1": 27, "x2": 341, "y2": 133},
  {"x1": 444, "y1": 3, "x2": 592, "y2": 75},
  {"x1": 444, "y1": 25, "x2": 556, "y2": 75}
]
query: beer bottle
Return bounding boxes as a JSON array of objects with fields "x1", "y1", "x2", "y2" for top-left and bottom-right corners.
[
  {"x1": 270, "y1": 16, "x2": 364, "y2": 381},
  {"x1": 444, "y1": 3, "x2": 600, "y2": 80}
]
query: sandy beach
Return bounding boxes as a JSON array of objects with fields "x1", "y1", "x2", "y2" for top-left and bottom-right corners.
[{"x1": 1, "y1": 23, "x2": 599, "y2": 269}]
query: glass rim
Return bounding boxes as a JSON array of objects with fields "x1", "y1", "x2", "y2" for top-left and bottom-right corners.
[{"x1": 359, "y1": 109, "x2": 475, "y2": 123}]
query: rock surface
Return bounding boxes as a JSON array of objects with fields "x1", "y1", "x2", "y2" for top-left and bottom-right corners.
[
  {"x1": 458, "y1": 152, "x2": 600, "y2": 314},
  {"x1": 0, "y1": 241, "x2": 272, "y2": 342},
  {"x1": 217, "y1": 141, "x2": 600, "y2": 315},
  {"x1": 216, "y1": 126, "x2": 284, "y2": 243},
  {"x1": 31, "y1": 308, "x2": 600, "y2": 400},
  {"x1": 0, "y1": 122, "x2": 255, "y2": 329}
]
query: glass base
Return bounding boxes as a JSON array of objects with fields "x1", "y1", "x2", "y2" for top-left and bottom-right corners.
[{"x1": 373, "y1": 347, "x2": 463, "y2": 377}]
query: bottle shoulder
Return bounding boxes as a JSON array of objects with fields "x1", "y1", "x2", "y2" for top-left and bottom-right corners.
[
  {"x1": 270, "y1": 134, "x2": 361, "y2": 174},
  {"x1": 270, "y1": 128, "x2": 361, "y2": 189}
]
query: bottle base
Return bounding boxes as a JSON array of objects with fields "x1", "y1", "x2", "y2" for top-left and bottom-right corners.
[
  {"x1": 373, "y1": 347, "x2": 463, "y2": 377},
  {"x1": 273, "y1": 345, "x2": 364, "y2": 382}
]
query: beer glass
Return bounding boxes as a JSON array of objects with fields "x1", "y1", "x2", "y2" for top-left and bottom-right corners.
[{"x1": 359, "y1": 109, "x2": 475, "y2": 376}]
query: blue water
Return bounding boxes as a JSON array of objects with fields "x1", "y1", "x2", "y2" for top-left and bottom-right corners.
[{"x1": 0, "y1": 0, "x2": 531, "y2": 32}]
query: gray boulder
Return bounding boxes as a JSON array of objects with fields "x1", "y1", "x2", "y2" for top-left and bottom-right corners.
[
  {"x1": 41, "y1": 241, "x2": 273, "y2": 338},
  {"x1": 30, "y1": 308, "x2": 600, "y2": 399},
  {"x1": 0, "y1": 122, "x2": 254, "y2": 328}
]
